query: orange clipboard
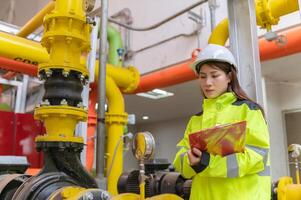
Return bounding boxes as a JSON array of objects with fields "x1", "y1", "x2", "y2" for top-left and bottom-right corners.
[{"x1": 189, "y1": 121, "x2": 247, "y2": 157}]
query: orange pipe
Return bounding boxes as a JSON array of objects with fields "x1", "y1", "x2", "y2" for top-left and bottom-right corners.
[
  {"x1": 259, "y1": 25, "x2": 301, "y2": 61},
  {"x1": 134, "y1": 60, "x2": 197, "y2": 93},
  {"x1": 0, "y1": 26, "x2": 301, "y2": 92},
  {"x1": 0, "y1": 56, "x2": 38, "y2": 76}
]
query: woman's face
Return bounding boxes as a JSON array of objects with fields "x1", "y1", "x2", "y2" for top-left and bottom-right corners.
[{"x1": 198, "y1": 63, "x2": 230, "y2": 99}]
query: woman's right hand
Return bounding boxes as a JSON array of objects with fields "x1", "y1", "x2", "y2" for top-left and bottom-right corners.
[{"x1": 188, "y1": 148, "x2": 202, "y2": 166}]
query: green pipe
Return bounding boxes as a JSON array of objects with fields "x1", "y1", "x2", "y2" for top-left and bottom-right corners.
[{"x1": 107, "y1": 24, "x2": 123, "y2": 66}]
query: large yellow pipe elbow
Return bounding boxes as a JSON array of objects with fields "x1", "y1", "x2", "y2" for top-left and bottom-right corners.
[
  {"x1": 17, "y1": 1, "x2": 55, "y2": 38},
  {"x1": 103, "y1": 64, "x2": 139, "y2": 195},
  {"x1": 208, "y1": 18, "x2": 229, "y2": 45},
  {"x1": 94, "y1": 62, "x2": 140, "y2": 93}
]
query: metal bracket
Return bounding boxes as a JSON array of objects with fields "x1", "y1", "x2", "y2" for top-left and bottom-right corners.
[
  {"x1": 188, "y1": 10, "x2": 206, "y2": 27},
  {"x1": 264, "y1": 31, "x2": 288, "y2": 46}
]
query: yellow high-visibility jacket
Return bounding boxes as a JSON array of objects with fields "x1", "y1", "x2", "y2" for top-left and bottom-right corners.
[{"x1": 173, "y1": 92, "x2": 271, "y2": 200}]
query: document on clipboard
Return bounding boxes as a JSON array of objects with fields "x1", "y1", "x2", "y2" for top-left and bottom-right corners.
[{"x1": 189, "y1": 121, "x2": 247, "y2": 157}]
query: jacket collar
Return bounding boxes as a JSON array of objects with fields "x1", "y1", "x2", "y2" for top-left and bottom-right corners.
[{"x1": 203, "y1": 92, "x2": 237, "y2": 110}]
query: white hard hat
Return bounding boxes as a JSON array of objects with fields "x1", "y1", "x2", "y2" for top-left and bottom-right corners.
[{"x1": 190, "y1": 44, "x2": 237, "y2": 74}]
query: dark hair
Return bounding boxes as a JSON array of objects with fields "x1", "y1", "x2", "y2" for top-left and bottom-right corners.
[{"x1": 197, "y1": 61, "x2": 265, "y2": 116}]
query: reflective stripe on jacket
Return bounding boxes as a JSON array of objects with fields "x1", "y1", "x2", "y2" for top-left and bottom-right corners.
[{"x1": 173, "y1": 92, "x2": 271, "y2": 200}]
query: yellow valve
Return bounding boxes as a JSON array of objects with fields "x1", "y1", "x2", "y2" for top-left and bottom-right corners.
[{"x1": 256, "y1": 0, "x2": 279, "y2": 31}]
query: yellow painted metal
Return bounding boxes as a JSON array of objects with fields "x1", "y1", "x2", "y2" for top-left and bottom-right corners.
[
  {"x1": 140, "y1": 182, "x2": 145, "y2": 200},
  {"x1": 17, "y1": 1, "x2": 55, "y2": 38},
  {"x1": 208, "y1": 18, "x2": 229, "y2": 45},
  {"x1": 106, "y1": 76, "x2": 128, "y2": 195},
  {"x1": 49, "y1": 187, "x2": 107, "y2": 200},
  {"x1": 0, "y1": 32, "x2": 48, "y2": 65},
  {"x1": 256, "y1": 0, "x2": 279, "y2": 31},
  {"x1": 146, "y1": 194, "x2": 183, "y2": 200},
  {"x1": 209, "y1": 0, "x2": 299, "y2": 44},
  {"x1": 34, "y1": 0, "x2": 90, "y2": 143},
  {"x1": 108, "y1": 66, "x2": 140, "y2": 93},
  {"x1": 35, "y1": 106, "x2": 86, "y2": 143},
  {"x1": 111, "y1": 193, "x2": 140, "y2": 200},
  {"x1": 269, "y1": 0, "x2": 299, "y2": 20},
  {"x1": 40, "y1": 0, "x2": 90, "y2": 77},
  {"x1": 136, "y1": 133, "x2": 147, "y2": 159},
  {"x1": 104, "y1": 63, "x2": 139, "y2": 195},
  {"x1": 277, "y1": 177, "x2": 301, "y2": 200},
  {"x1": 48, "y1": 186, "x2": 78, "y2": 199},
  {"x1": 94, "y1": 62, "x2": 140, "y2": 93},
  {"x1": 278, "y1": 177, "x2": 293, "y2": 199},
  {"x1": 0, "y1": 33, "x2": 140, "y2": 89}
]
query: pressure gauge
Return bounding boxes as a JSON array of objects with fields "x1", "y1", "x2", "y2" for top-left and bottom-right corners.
[{"x1": 132, "y1": 132, "x2": 155, "y2": 161}]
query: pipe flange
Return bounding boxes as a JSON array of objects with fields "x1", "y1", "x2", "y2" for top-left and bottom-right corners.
[
  {"x1": 256, "y1": 0, "x2": 279, "y2": 30},
  {"x1": 34, "y1": 105, "x2": 87, "y2": 121},
  {"x1": 36, "y1": 141, "x2": 84, "y2": 152},
  {"x1": 121, "y1": 66, "x2": 140, "y2": 94},
  {"x1": 39, "y1": 64, "x2": 89, "y2": 80},
  {"x1": 105, "y1": 112, "x2": 128, "y2": 125}
]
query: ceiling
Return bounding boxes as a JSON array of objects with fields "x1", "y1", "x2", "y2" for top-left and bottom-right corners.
[
  {"x1": 125, "y1": 52, "x2": 301, "y2": 125},
  {"x1": 124, "y1": 79, "x2": 202, "y2": 125}
]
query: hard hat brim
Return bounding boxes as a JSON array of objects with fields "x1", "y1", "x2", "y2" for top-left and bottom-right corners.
[{"x1": 190, "y1": 59, "x2": 237, "y2": 74}]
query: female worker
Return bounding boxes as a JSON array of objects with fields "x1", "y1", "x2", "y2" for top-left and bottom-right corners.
[{"x1": 173, "y1": 44, "x2": 271, "y2": 200}]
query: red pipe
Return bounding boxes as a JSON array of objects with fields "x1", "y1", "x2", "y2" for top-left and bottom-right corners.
[
  {"x1": 86, "y1": 83, "x2": 97, "y2": 171},
  {"x1": 0, "y1": 56, "x2": 38, "y2": 76}
]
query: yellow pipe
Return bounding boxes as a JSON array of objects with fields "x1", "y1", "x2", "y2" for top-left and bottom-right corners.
[
  {"x1": 268, "y1": 0, "x2": 299, "y2": 19},
  {"x1": 103, "y1": 64, "x2": 139, "y2": 195},
  {"x1": 0, "y1": 32, "x2": 48, "y2": 65},
  {"x1": 105, "y1": 76, "x2": 128, "y2": 195},
  {"x1": 209, "y1": 0, "x2": 299, "y2": 45},
  {"x1": 95, "y1": 62, "x2": 140, "y2": 93},
  {"x1": 17, "y1": 1, "x2": 55, "y2": 38},
  {"x1": 0, "y1": 32, "x2": 140, "y2": 89},
  {"x1": 208, "y1": 18, "x2": 229, "y2": 45}
]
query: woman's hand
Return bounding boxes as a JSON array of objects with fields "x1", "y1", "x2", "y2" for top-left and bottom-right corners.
[{"x1": 188, "y1": 148, "x2": 202, "y2": 166}]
